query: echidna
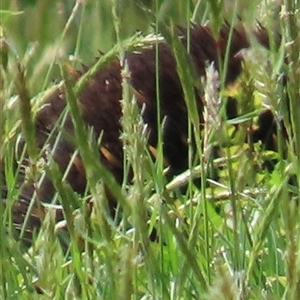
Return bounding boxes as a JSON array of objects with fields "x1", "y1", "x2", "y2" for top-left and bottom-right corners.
[{"x1": 2, "y1": 23, "x2": 276, "y2": 246}]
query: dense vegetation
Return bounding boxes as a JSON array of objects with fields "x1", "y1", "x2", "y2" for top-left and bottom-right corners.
[{"x1": 1, "y1": 0, "x2": 300, "y2": 299}]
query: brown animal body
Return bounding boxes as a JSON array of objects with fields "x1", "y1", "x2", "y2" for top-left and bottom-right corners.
[{"x1": 2, "y1": 23, "x2": 273, "y2": 245}]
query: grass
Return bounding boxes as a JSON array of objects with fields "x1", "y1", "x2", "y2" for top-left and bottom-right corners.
[{"x1": 1, "y1": 0, "x2": 300, "y2": 299}]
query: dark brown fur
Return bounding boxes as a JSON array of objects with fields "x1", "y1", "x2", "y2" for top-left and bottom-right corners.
[{"x1": 2, "y1": 23, "x2": 275, "y2": 246}]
